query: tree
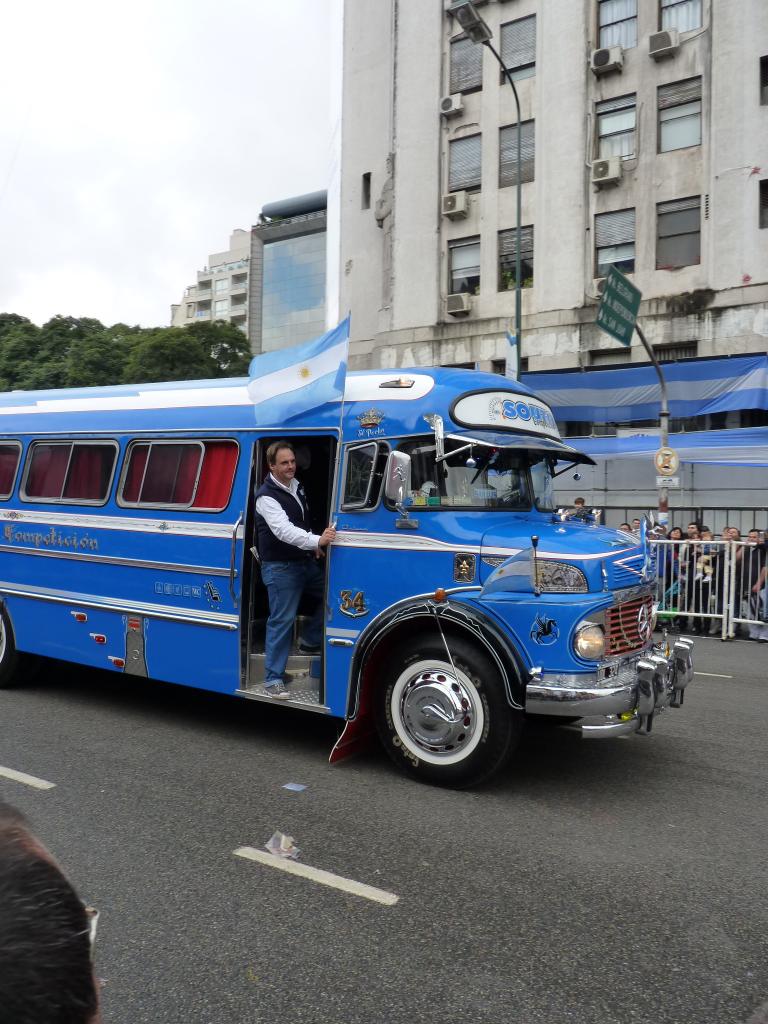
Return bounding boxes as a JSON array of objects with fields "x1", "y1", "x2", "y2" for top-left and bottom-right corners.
[
  {"x1": 0, "y1": 313, "x2": 253, "y2": 391},
  {"x1": 0, "y1": 320, "x2": 43, "y2": 391},
  {"x1": 122, "y1": 328, "x2": 219, "y2": 384},
  {"x1": 184, "y1": 320, "x2": 251, "y2": 376}
]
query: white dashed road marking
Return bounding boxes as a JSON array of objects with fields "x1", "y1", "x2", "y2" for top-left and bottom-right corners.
[
  {"x1": 0, "y1": 765, "x2": 56, "y2": 790},
  {"x1": 234, "y1": 846, "x2": 399, "y2": 906},
  {"x1": 694, "y1": 671, "x2": 733, "y2": 678}
]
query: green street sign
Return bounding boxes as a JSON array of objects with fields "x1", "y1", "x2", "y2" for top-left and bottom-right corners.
[{"x1": 596, "y1": 266, "x2": 642, "y2": 347}]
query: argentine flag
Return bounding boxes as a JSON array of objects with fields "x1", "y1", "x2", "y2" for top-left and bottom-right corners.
[{"x1": 247, "y1": 317, "x2": 350, "y2": 424}]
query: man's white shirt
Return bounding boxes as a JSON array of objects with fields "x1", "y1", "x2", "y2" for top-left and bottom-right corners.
[{"x1": 255, "y1": 474, "x2": 321, "y2": 552}]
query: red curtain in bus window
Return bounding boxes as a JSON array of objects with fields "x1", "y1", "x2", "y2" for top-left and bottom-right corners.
[
  {"x1": 122, "y1": 444, "x2": 149, "y2": 503},
  {"x1": 63, "y1": 445, "x2": 115, "y2": 501},
  {"x1": 0, "y1": 445, "x2": 20, "y2": 497},
  {"x1": 141, "y1": 444, "x2": 200, "y2": 505},
  {"x1": 192, "y1": 441, "x2": 238, "y2": 509},
  {"x1": 26, "y1": 444, "x2": 70, "y2": 498}
]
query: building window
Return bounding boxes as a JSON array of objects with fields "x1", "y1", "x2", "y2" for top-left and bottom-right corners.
[
  {"x1": 653, "y1": 342, "x2": 698, "y2": 361},
  {"x1": 214, "y1": 278, "x2": 229, "y2": 293},
  {"x1": 760, "y1": 180, "x2": 768, "y2": 229},
  {"x1": 498, "y1": 226, "x2": 534, "y2": 290},
  {"x1": 658, "y1": 78, "x2": 702, "y2": 151},
  {"x1": 361, "y1": 172, "x2": 371, "y2": 210},
  {"x1": 761, "y1": 56, "x2": 768, "y2": 105},
  {"x1": 450, "y1": 36, "x2": 483, "y2": 94},
  {"x1": 186, "y1": 303, "x2": 195, "y2": 319},
  {"x1": 449, "y1": 237, "x2": 480, "y2": 295},
  {"x1": 660, "y1": 0, "x2": 702, "y2": 32},
  {"x1": 499, "y1": 16, "x2": 536, "y2": 81},
  {"x1": 499, "y1": 120, "x2": 535, "y2": 186},
  {"x1": 656, "y1": 196, "x2": 701, "y2": 269},
  {"x1": 598, "y1": 0, "x2": 637, "y2": 49},
  {"x1": 261, "y1": 231, "x2": 326, "y2": 351},
  {"x1": 595, "y1": 208, "x2": 635, "y2": 277},
  {"x1": 596, "y1": 94, "x2": 636, "y2": 159},
  {"x1": 214, "y1": 299, "x2": 228, "y2": 317},
  {"x1": 448, "y1": 134, "x2": 482, "y2": 192}
]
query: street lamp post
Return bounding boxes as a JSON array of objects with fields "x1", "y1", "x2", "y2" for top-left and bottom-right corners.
[{"x1": 450, "y1": 1, "x2": 522, "y2": 369}]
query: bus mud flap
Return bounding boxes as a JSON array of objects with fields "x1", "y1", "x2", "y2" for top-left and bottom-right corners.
[{"x1": 329, "y1": 714, "x2": 377, "y2": 765}]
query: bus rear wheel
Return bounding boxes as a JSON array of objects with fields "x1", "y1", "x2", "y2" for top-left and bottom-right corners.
[
  {"x1": 374, "y1": 636, "x2": 521, "y2": 788},
  {"x1": 0, "y1": 607, "x2": 19, "y2": 689}
]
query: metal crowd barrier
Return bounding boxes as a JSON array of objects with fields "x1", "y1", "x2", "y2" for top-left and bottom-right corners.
[{"x1": 651, "y1": 538, "x2": 768, "y2": 640}]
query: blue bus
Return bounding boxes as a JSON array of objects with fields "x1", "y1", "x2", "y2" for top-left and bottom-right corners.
[{"x1": 0, "y1": 368, "x2": 693, "y2": 786}]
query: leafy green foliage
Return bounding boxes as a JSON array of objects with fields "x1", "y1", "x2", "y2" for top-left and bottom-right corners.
[{"x1": 0, "y1": 315, "x2": 252, "y2": 392}]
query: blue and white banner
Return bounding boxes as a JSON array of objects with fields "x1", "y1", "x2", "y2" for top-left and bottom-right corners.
[
  {"x1": 247, "y1": 317, "x2": 350, "y2": 424},
  {"x1": 576, "y1": 427, "x2": 768, "y2": 467},
  {"x1": 522, "y1": 355, "x2": 768, "y2": 423}
]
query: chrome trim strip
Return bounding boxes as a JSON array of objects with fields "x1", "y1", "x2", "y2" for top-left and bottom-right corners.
[
  {"x1": 335, "y1": 532, "x2": 636, "y2": 564},
  {"x1": 327, "y1": 626, "x2": 361, "y2": 638},
  {"x1": 334, "y1": 532, "x2": 486, "y2": 554},
  {"x1": 0, "y1": 508, "x2": 245, "y2": 540},
  {"x1": 0, "y1": 581, "x2": 239, "y2": 629},
  {"x1": 0, "y1": 544, "x2": 230, "y2": 576}
]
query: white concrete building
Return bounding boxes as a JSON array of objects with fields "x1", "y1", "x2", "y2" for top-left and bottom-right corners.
[
  {"x1": 336, "y1": 0, "x2": 768, "y2": 376},
  {"x1": 172, "y1": 229, "x2": 250, "y2": 334}
]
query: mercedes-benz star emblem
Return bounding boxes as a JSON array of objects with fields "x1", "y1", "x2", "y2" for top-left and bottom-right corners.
[{"x1": 637, "y1": 603, "x2": 652, "y2": 644}]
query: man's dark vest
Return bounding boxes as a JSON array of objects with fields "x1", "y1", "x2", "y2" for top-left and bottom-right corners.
[{"x1": 254, "y1": 477, "x2": 312, "y2": 562}]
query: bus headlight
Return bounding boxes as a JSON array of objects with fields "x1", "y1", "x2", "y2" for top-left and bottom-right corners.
[
  {"x1": 535, "y1": 561, "x2": 588, "y2": 593},
  {"x1": 574, "y1": 623, "x2": 606, "y2": 661}
]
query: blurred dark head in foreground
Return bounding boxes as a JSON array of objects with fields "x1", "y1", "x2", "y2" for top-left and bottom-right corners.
[{"x1": 0, "y1": 802, "x2": 99, "y2": 1024}]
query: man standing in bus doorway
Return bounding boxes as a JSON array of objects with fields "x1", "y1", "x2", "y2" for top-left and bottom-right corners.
[{"x1": 254, "y1": 441, "x2": 336, "y2": 698}]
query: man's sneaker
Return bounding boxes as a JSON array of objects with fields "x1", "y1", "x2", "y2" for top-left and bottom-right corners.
[
  {"x1": 265, "y1": 681, "x2": 291, "y2": 699},
  {"x1": 299, "y1": 643, "x2": 321, "y2": 655}
]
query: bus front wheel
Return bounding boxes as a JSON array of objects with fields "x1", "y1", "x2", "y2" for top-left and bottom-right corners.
[
  {"x1": 374, "y1": 637, "x2": 521, "y2": 787},
  {"x1": 0, "y1": 607, "x2": 19, "y2": 689}
]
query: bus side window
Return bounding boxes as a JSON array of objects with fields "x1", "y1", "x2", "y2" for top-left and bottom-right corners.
[
  {"x1": 22, "y1": 441, "x2": 118, "y2": 504},
  {"x1": 341, "y1": 442, "x2": 388, "y2": 511},
  {"x1": 119, "y1": 439, "x2": 238, "y2": 511},
  {"x1": 0, "y1": 442, "x2": 22, "y2": 499}
]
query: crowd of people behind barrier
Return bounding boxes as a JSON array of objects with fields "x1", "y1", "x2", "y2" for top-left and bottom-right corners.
[{"x1": 648, "y1": 521, "x2": 768, "y2": 640}]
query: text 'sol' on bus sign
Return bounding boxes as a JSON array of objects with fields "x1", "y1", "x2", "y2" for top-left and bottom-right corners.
[{"x1": 596, "y1": 265, "x2": 642, "y2": 347}]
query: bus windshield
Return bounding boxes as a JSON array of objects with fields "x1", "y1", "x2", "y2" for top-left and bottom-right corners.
[{"x1": 402, "y1": 436, "x2": 533, "y2": 511}]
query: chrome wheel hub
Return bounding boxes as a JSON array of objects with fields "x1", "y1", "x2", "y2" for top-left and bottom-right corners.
[{"x1": 398, "y1": 668, "x2": 477, "y2": 756}]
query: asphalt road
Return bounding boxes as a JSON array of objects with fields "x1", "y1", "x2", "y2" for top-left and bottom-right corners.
[{"x1": 1, "y1": 635, "x2": 766, "y2": 1024}]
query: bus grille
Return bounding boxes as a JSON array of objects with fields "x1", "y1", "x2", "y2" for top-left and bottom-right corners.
[{"x1": 605, "y1": 595, "x2": 654, "y2": 656}]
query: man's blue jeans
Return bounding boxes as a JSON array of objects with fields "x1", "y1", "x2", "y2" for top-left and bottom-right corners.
[{"x1": 260, "y1": 559, "x2": 325, "y2": 686}]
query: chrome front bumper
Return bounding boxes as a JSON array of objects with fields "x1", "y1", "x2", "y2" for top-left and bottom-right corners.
[{"x1": 525, "y1": 638, "x2": 694, "y2": 737}]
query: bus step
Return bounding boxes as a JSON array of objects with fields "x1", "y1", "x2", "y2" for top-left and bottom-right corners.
[{"x1": 241, "y1": 654, "x2": 328, "y2": 713}]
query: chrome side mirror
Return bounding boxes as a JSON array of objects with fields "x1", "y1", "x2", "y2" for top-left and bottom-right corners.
[{"x1": 384, "y1": 451, "x2": 412, "y2": 507}]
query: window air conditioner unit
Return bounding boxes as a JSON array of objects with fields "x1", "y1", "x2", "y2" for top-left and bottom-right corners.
[
  {"x1": 441, "y1": 190, "x2": 469, "y2": 219},
  {"x1": 446, "y1": 292, "x2": 471, "y2": 316},
  {"x1": 592, "y1": 156, "x2": 623, "y2": 187},
  {"x1": 440, "y1": 94, "x2": 464, "y2": 117},
  {"x1": 590, "y1": 46, "x2": 624, "y2": 75},
  {"x1": 594, "y1": 277, "x2": 607, "y2": 297},
  {"x1": 649, "y1": 29, "x2": 680, "y2": 60}
]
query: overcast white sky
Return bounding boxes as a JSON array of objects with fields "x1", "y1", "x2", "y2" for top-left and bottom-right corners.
[{"x1": 0, "y1": 0, "x2": 335, "y2": 329}]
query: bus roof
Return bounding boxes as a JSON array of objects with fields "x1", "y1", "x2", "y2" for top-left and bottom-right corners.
[{"x1": 0, "y1": 368, "x2": 568, "y2": 449}]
